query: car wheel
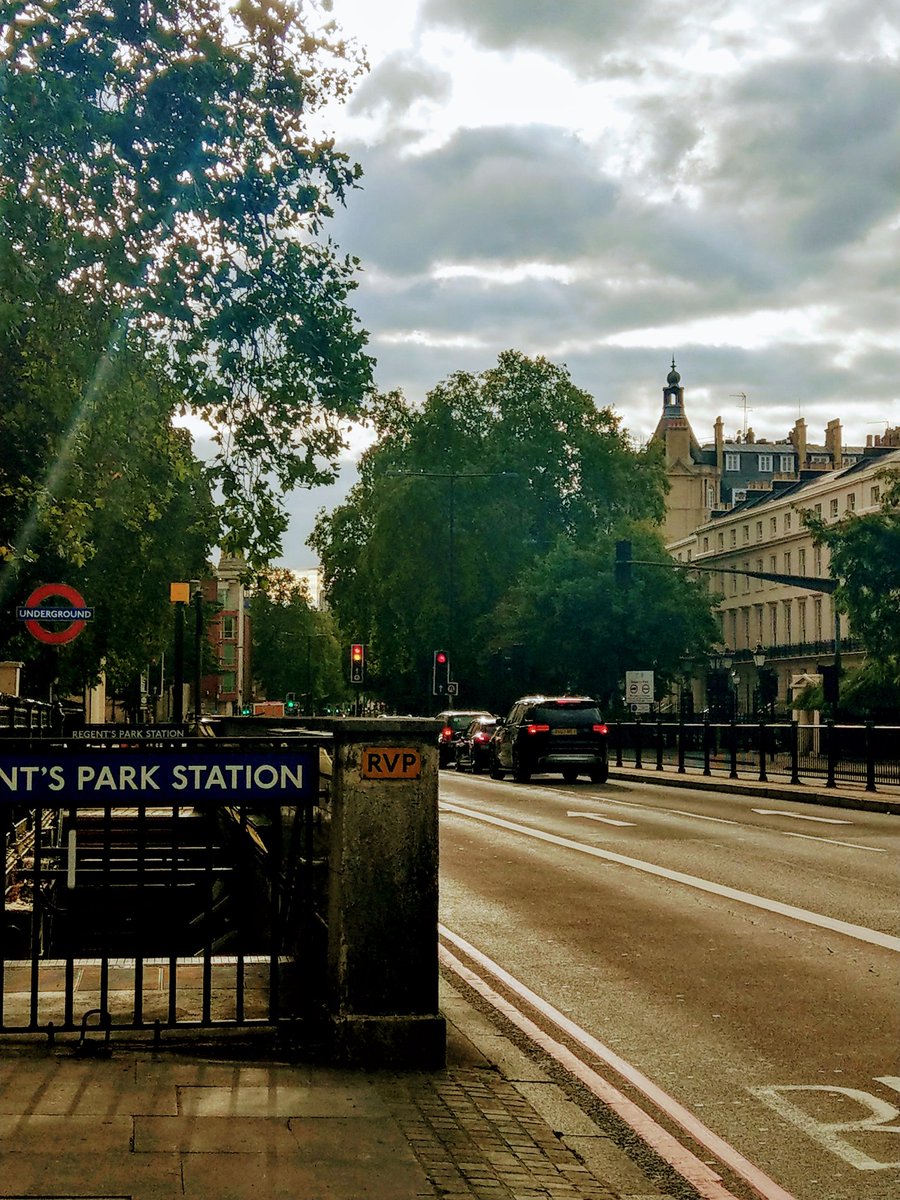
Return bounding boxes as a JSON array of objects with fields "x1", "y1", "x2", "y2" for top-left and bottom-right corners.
[
  {"x1": 513, "y1": 753, "x2": 531, "y2": 784},
  {"x1": 589, "y1": 765, "x2": 609, "y2": 784},
  {"x1": 562, "y1": 768, "x2": 579, "y2": 783},
  {"x1": 471, "y1": 759, "x2": 484, "y2": 775}
]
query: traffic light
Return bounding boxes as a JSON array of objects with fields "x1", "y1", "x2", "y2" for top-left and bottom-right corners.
[
  {"x1": 614, "y1": 539, "x2": 632, "y2": 586},
  {"x1": 433, "y1": 649, "x2": 450, "y2": 695},
  {"x1": 350, "y1": 643, "x2": 365, "y2": 685},
  {"x1": 285, "y1": 691, "x2": 297, "y2": 712}
]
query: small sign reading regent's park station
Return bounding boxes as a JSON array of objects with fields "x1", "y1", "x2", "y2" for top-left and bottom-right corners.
[{"x1": 0, "y1": 750, "x2": 318, "y2": 803}]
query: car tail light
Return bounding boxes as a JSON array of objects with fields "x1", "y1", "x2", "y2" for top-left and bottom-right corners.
[
  {"x1": 526, "y1": 723, "x2": 550, "y2": 735},
  {"x1": 440, "y1": 725, "x2": 453, "y2": 742},
  {"x1": 593, "y1": 723, "x2": 609, "y2": 735},
  {"x1": 474, "y1": 732, "x2": 490, "y2": 744}
]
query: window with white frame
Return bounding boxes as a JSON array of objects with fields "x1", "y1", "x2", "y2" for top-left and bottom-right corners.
[
  {"x1": 784, "y1": 511, "x2": 792, "y2": 531},
  {"x1": 847, "y1": 492, "x2": 856, "y2": 511},
  {"x1": 758, "y1": 454, "x2": 773, "y2": 471},
  {"x1": 755, "y1": 521, "x2": 763, "y2": 541},
  {"x1": 222, "y1": 615, "x2": 236, "y2": 640},
  {"x1": 779, "y1": 454, "x2": 793, "y2": 472},
  {"x1": 830, "y1": 498, "x2": 839, "y2": 517},
  {"x1": 725, "y1": 452, "x2": 740, "y2": 471}
]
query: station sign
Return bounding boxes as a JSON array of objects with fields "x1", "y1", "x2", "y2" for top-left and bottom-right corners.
[
  {"x1": 69, "y1": 726, "x2": 188, "y2": 743},
  {"x1": 0, "y1": 748, "x2": 318, "y2": 803},
  {"x1": 17, "y1": 582, "x2": 93, "y2": 644}
]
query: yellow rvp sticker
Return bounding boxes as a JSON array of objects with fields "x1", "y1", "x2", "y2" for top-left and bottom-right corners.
[{"x1": 361, "y1": 747, "x2": 422, "y2": 779}]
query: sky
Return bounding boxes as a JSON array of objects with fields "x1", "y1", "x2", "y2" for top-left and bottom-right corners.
[{"x1": 274, "y1": 0, "x2": 900, "y2": 567}]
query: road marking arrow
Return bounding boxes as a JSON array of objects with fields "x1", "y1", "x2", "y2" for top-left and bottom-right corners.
[
  {"x1": 751, "y1": 809, "x2": 852, "y2": 825},
  {"x1": 567, "y1": 811, "x2": 636, "y2": 827}
]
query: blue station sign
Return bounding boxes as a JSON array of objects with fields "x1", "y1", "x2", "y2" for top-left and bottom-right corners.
[{"x1": 0, "y1": 749, "x2": 317, "y2": 804}]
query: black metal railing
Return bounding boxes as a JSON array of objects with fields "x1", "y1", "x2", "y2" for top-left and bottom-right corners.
[
  {"x1": 1, "y1": 736, "x2": 327, "y2": 1040},
  {"x1": 610, "y1": 719, "x2": 900, "y2": 792}
]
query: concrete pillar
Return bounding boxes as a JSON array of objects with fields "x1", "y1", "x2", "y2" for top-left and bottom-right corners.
[{"x1": 319, "y1": 717, "x2": 445, "y2": 1068}]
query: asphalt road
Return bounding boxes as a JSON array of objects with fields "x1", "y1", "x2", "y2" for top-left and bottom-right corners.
[{"x1": 438, "y1": 769, "x2": 900, "y2": 1200}]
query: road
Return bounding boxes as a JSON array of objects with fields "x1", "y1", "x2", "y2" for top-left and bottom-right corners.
[{"x1": 438, "y1": 769, "x2": 900, "y2": 1200}]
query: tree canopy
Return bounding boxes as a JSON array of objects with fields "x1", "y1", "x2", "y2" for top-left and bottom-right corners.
[
  {"x1": 1, "y1": 0, "x2": 373, "y2": 567},
  {"x1": 311, "y1": 351, "x2": 718, "y2": 713}
]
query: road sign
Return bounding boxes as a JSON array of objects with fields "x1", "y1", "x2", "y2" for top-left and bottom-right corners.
[
  {"x1": 625, "y1": 670, "x2": 654, "y2": 707},
  {"x1": 16, "y1": 582, "x2": 93, "y2": 644}
]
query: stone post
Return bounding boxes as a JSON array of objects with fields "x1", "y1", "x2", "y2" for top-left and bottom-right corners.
[{"x1": 319, "y1": 717, "x2": 445, "y2": 1068}]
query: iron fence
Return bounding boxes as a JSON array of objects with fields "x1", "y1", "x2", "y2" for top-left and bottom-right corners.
[
  {"x1": 610, "y1": 718, "x2": 899, "y2": 791},
  {"x1": 1, "y1": 736, "x2": 327, "y2": 1040}
]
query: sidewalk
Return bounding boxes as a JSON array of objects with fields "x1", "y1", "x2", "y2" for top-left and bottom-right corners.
[
  {"x1": 608, "y1": 763, "x2": 900, "y2": 814},
  {"x1": 0, "y1": 973, "x2": 673, "y2": 1200}
]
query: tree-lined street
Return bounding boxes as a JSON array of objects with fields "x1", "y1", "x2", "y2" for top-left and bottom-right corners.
[{"x1": 439, "y1": 771, "x2": 899, "y2": 1200}]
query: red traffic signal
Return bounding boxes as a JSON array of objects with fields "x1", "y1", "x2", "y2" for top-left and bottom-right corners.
[
  {"x1": 433, "y1": 649, "x2": 450, "y2": 695},
  {"x1": 350, "y1": 642, "x2": 365, "y2": 684}
]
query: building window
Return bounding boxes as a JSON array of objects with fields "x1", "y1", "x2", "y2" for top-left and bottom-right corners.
[
  {"x1": 742, "y1": 524, "x2": 749, "y2": 543},
  {"x1": 814, "y1": 545, "x2": 823, "y2": 575},
  {"x1": 743, "y1": 561, "x2": 750, "y2": 592},
  {"x1": 784, "y1": 551, "x2": 792, "y2": 574},
  {"x1": 730, "y1": 528, "x2": 737, "y2": 547},
  {"x1": 779, "y1": 454, "x2": 793, "y2": 472},
  {"x1": 847, "y1": 492, "x2": 856, "y2": 511},
  {"x1": 871, "y1": 485, "x2": 881, "y2": 505},
  {"x1": 222, "y1": 615, "x2": 236, "y2": 640},
  {"x1": 798, "y1": 598, "x2": 807, "y2": 642},
  {"x1": 798, "y1": 548, "x2": 806, "y2": 575},
  {"x1": 830, "y1": 498, "x2": 839, "y2": 518},
  {"x1": 732, "y1": 488, "x2": 747, "y2": 502},
  {"x1": 221, "y1": 643, "x2": 236, "y2": 667},
  {"x1": 756, "y1": 559, "x2": 764, "y2": 590},
  {"x1": 755, "y1": 521, "x2": 763, "y2": 541},
  {"x1": 784, "y1": 511, "x2": 792, "y2": 531},
  {"x1": 770, "y1": 517, "x2": 777, "y2": 535},
  {"x1": 221, "y1": 671, "x2": 236, "y2": 694},
  {"x1": 768, "y1": 603, "x2": 778, "y2": 644},
  {"x1": 758, "y1": 454, "x2": 773, "y2": 471},
  {"x1": 726, "y1": 453, "x2": 740, "y2": 471},
  {"x1": 814, "y1": 502, "x2": 822, "y2": 517},
  {"x1": 783, "y1": 601, "x2": 792, "y2": 644},
  {"x1": 769, "y1": 555, "x2": 777, "y2": 577},
  {"x1": 718, "y1": 532, "x2": 724, "y2": 549},
  {"x1": 755, "y1": 605, "x2": 764, "y2": 642},
  {"x1": 703, "y1": 536, "x2": 709, "y2": 551},
  {"x1": 743, "y1": 608, "x2": 751, "y2": 644}
]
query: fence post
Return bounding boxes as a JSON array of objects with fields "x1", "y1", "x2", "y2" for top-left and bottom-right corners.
[
  {"x1": 757, "y1": 721, "x2": 767, "y2": 783},
  {"x1": 790, "y1": 720, "x2": 800, "y2": 784},
  {"x1": 656, "y1": 720, "x2": 664, "y2": 771},
  {"x1": 634, "y1": 717, "x2": 643, "y2": 770},
  {"x1": 729, "y1": 719, "x2": 738, "y2": 779},
  {"x1": 825, "y1": 719, "x2": 837, "y2": 788},
  {"x1": 865, "y1": 721, "x2": 877, "y2": 793},
  {"x1": 702, "y1": 717, "x2": 711, "y2": 776},
  {"x1": 677, "y1": 719, "x2": 685, "y2": 774}
]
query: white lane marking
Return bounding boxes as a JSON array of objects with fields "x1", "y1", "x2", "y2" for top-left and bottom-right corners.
[
  {"x1": 750, "y1": 1085, "x2": 900, "y2": 1170},
  {"x1": 751, "y1": 809, "x2": 853, "y2": 824},
  {"x1": 781, "y1": 831, "x2": 885, "y2": 853},
  {"x1": 668, "y1": 809, "x2": 743, "y2": 826},
  {"x1": 439, "y1": 802, "x2": 900, "y2": 953},
  {"x1": 440, "y1": 928, "x2": 797, "y2": 1200},
  {"x1": 567, "y1": 811, "x2": 636, "y2": 827}
]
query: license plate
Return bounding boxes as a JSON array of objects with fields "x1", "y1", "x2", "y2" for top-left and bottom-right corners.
[{"x1": 553, "y1": 728, "x2": 577, "y2": 736}]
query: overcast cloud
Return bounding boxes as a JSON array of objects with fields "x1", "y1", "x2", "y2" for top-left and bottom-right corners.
[{"x1": 277, "y1": 0, "x2": 900, "y2": 566}]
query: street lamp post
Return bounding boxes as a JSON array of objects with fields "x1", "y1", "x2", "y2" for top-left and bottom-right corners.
[{"x1": 752, "y1": 642, "x2": 767, "y2": 718}]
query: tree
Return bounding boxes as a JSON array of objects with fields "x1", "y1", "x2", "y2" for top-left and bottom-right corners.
[
  {"x1": 1, "y1": 0, "x2": 373, "y2": 566},
  {"x1": 310, "y1": 352, "x2": 695, "y2": 711},
  {"x1": 251, "y1": 568, "x2": 346, "y2": 712}
]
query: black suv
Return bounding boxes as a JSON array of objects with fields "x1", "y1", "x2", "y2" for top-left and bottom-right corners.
[{"x1": 489, "y1": 696, "x2": 609, "y2": 784}]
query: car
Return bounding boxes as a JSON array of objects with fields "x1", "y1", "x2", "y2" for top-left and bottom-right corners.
[
  {"x1": 435, "y1": 709, "x2": 493, "y2": 768},
  {"x1": 454, "y1": 715, "x2": 498, "y2": 774},
  {"x1": 489, "y1": 695, "x2": 609, "y2": 784}
]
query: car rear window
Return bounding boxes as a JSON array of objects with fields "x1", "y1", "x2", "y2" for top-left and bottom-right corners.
[{"x1": 528, "y1": 703, "x2": 602, "y2": 726}]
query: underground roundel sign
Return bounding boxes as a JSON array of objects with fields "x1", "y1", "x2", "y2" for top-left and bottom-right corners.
[{"x1": 16, "y1": 582, "x2": 94, "y2": 645}]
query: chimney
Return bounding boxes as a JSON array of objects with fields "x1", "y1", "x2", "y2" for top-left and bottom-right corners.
[
  {"x1": 825, "y1": 418, "x2": 842, "y2": 467},
  {"x1": 790, "y1": 417, "x2": 808, "y2": 468}
]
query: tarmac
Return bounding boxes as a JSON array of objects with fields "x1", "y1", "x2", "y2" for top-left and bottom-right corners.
[{"x1": 0, "y1": 769, "x2": 894, "y2": 1200}]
